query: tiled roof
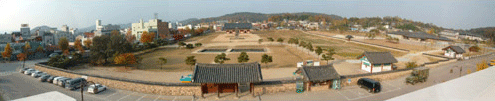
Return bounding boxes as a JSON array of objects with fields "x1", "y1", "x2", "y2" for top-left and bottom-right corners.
[
  {"x1": 442, "y1": 46, "x2": 466, "y2": 54},
  {"x1": 192, "y1": 62, "x2": 262, "y2": 83},
  {"x1": 223, "y1": 23, "x2": 252, "y2": 30},
  {"x1": 301, "y1": 64, "x2": 340, "y2": 82},
  {"x1": 388, "y1": 31, "x2": 453, "y2": 41},
  {"x1": 358, "y1": 52, "x2": 398, "y2": 64}
]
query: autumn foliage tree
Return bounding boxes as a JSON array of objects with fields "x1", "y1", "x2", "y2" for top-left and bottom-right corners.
[
  {"x1": 59, "y1": 37, "x2": 69, "y2": 55},
  {"x1": 2, "y1": 43, "x2": 13, "y2": 60},
  {"x1": 476, "y1": 60, "x2": 489, "y2": 71},
  {"x1": 83, "y1": 39, "x2": 92, "y2": 48},
  {"x1": 140, "y1": 31, "x2": 154, "y2": 43},
  {"x1": 17, "y1": 53, "x2": 26, "y2": 61},
  {"x1": 114, "y1": 53, "x2": 137, "y2": 69},
  {"x1": 74, "y1": 39, "x2": 84, "y2": 55},
  {"x1": 126, "y1": 29, "x2": 136, "y2": 43}
]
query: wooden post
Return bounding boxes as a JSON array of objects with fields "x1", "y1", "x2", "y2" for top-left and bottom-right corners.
[
  {"x1": 328, "y1": 80, "x2": 332, "y2": 89},
  {"x1": 201, "y1": 84, "x2": 205, "y2": 98},
  {"x1": 217, "y1": 84, "x2": 220, "y2": 98},
  {"x1": 235, "y1": 83, "x2": 239, "y2": 98},
  {"x1": 308, "y1": 82, "x2": 312, "y2": 91},
  {"x1": 250, "y1": 83, "x2": 254, "y2": 96}
]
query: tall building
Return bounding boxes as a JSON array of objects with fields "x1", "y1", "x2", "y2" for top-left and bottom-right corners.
[
  {"x1": 94, "y1": 19, "x2": 120, "y2": 36},
  {"x1": 131, "y1": 18, "x2": 170, "y2": 40},
  {"x1": 20, "y1": 24, "x2": 30, "y2": 36},
  {"x1": 61, "y1": 25, "x2": 69, "y2": 32}
]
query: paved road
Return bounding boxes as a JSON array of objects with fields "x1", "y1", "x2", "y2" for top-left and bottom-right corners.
[{"x1": 0, "y1": 59, "x2": 193, "y2": 101}]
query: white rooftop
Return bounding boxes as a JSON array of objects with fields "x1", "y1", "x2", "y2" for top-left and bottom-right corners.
[
  {"x1": 387, "y1": 67, "x2": 495, "y2": 101},
  {"x1": 13, "y1": 91, "x2": 76, "y2": 101}
]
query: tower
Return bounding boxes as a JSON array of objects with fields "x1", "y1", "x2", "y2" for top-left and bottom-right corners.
[{"x1": 96, "y1": 19, "x2": 101, "y2": 30}]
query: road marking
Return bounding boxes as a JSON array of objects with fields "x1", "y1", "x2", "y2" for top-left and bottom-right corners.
[
  {"x1": 154, "y1": 95, "x2": 161, "y2": 101},
  {"x1": 136, "y1": 94, "x2": 147, "y2": 101},
  {"x1": 336, "y1": 90, "x2": 351, "y2": 100},
  {"x1": 347, "y1": 87, "x2": 401, "y2": 101},
  {"x1": 172, "y1": 96, "x2": 177, "y2": 101},
  {"x1": 105, "y1": 91, "x2": 119, "y2": 98},
  {"x1": 117, "y1": 92, "x2": 135, "y2": 101}
]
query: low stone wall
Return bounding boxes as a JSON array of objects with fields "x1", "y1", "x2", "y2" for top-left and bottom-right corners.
[
  {"x1": 253, "y1": 83, "x2": 296, "y2": 96},
  {"x1": 34, "y1": 64, "x2": 201, "y2": 96}
]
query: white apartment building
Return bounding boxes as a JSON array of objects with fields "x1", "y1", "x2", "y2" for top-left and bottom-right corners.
[{"x1": 131, "y1": 19, "x2": 170, "y2": 40}]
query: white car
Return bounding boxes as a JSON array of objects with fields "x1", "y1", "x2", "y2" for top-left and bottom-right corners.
[
  {"x1": 24, "y1": 69, "x2": 36, "y2": 75},
  {"x1": 88, "y1": 84, "x2": 107, "y2": 94},
  {"x1": 53, "y1": 77, "x2": 64, "y2": 85},
  {"x1": 31, "y1": 71, "x2": 44, "y2": 77},
  {"x1": 32, "y1": 72, "x2": 47, "y2": 78}
]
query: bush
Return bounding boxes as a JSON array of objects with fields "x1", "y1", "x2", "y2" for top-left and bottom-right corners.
[
  {"x1": 406, "y1": 62, "x2": 418, "y2": 68},
  {"x1": 469, "y1": 46, "x2": 481, "y2": 52},
  {"x1": 47, "y1": 53, "x2": 83, "y2": 69}
]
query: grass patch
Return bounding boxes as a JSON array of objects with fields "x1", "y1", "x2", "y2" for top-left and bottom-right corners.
[{"x1": 336, "y1": 53, "x2": 362, "y2": 58}]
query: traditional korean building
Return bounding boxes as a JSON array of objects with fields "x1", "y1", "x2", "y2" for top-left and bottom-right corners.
[
  {"x1": 357, "y1": 52, "x2": 398, "y2": 73},
  {"x1": 222, "y1": 23, "x2": 252, "y2": 34},
  {"x1": 300, "y1": 64, "x2": 341, "y2": 91},
  {"x1": 442, "y1": 45, "x2": 465, "y2": 58},
  {"x1": 192, "y1": 62, "x2": 262, "y2": 98}
]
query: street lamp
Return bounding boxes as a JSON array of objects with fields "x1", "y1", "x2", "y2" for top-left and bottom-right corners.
[{"x1": 81, "y1": 81, "x2": 96, "y2": 101}]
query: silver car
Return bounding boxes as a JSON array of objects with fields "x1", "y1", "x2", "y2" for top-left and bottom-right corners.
[
  {"x1": 31, "y1": 71, "x2": 46, "y2": 78},
  {"x1": 24, "y1": 69, "x2": 36, "y2": 75}
]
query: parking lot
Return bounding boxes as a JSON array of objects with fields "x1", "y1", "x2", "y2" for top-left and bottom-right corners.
[
  {"x1": 0, "y1": 69, "x2": 194, "y2": 101},
  {"x1": 336, "y1": 81, "x2": 402, "y2": 101}
]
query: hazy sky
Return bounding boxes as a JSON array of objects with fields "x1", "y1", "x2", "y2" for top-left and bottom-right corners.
[{"x1": 0, "y1": 0, "x2": 494, "y2": 32}]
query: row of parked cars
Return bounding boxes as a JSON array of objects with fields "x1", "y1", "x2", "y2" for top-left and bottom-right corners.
[{"x1": 19, "y1": 68, "x2": 107, "y2": 94}]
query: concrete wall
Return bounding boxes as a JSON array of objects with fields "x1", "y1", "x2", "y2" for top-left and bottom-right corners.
[
  {"x1": 33, "y1": 64, "x2": 201, "y2": 96},
  {"x1": 341, "y1": 70, "x2": 412, "y2": 87}
]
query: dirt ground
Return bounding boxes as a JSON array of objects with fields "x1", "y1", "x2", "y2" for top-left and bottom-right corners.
[
  {"x1": 359, "y1": 39, "x2": 436, "y2": 52},
  {"x1": 72, "y1": 64, "x2": 298, "y2": 82},
  {"x1": 253, "y1": 30, "x2": 407, "y2": 59},
  {"x1": 137, "y1": 45, "x2": 315, "y2": 72}
]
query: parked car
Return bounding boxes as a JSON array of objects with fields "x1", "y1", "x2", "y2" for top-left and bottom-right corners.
[
  {"x1": 49, "y1": 53, "x2": 59, "y2": 58},
  {"x1": 58, "y1": 78, "x2": 72, "y2": 87},
  {"x1": 39, "y1": 75, "x2": 52, "y2": 82},
  {"x1": 24, "y1": 69, "x2": 36, "y2": 75},
  {"x1": 47, "y1": 76, "x2": 58, "y2": 83},
  {"x1": 357, "y1": 78, "x2": 381, "y2": 93},
  {"x1": 88, "y1": 84, "x2": 107, "y2": 94},
  {"x1": 53, "y1": 77, "x2": 65, "y2": 85},
  {"x1": 30, "y1": 71, "x2": 41, "y2": 77},
  {"x1": 19, "y1": 68, "x2": 30, "y2": 73},
  {"x1": 65, "y1": 78, "x2": 86, "y2": 90},
  {"x1": 31, "y1": 71, "x2": 46, "y2": 78}
]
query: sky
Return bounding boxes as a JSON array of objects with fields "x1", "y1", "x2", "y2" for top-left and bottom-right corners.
[{"x1": 0, "y1": 0, "x2": 494, "y2": 33}]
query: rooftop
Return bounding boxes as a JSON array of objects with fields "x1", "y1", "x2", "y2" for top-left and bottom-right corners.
[
  {"x1": 358, "y1": 52, "x2": 398, "y2": 64},
  {"x1": 192, "y1": 62, "x2": 263, "y2": 83},
  {"x1": 388, "y1": 31, "x2": 453, "y2": 41},
  {"x1": 442, "y1": 45, "x2": 466, "y2": 54},
  {"x1": 223, "y1": 23, "x2": 252, "y2": 30},
  {"x1": 301, "y1": 64, "x2": 340, "y2": 82}
]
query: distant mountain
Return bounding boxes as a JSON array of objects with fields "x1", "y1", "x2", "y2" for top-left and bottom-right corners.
[
  {"x1": 30, "y1": 25, "x2": 55, "y2": 34},
  {"x1": 180, "y1": 12, "x2": 343, "y2": 25},
  {"x1": 78, "y1": 23, "x2": 132, "y2": 33}
]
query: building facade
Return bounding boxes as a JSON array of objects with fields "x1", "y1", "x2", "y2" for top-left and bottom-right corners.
[
  {"x1": 132, "y1": 19, "x2": 170, "y2": 40},
  {"x1": 358, "y1": 52, "x2": 398, "y2": 73}
]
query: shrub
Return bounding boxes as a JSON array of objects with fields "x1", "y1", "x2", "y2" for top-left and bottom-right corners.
[
  {"x1": 469, "y1": 46, "x2": 481, "y2": 52},
  {"x1": 406, "y1": 62, "x2": 418, "y2": 68}
]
